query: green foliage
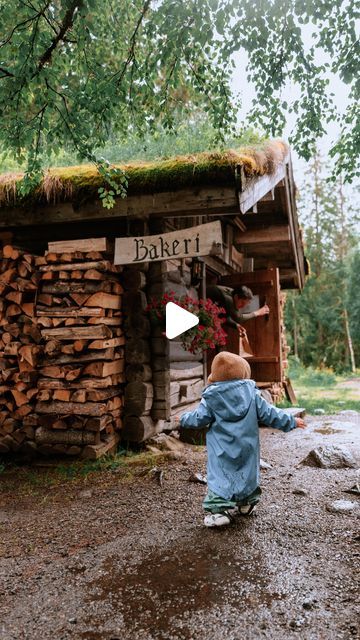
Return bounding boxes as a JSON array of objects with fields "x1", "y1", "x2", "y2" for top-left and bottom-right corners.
[
  {"x1": 288, "y1": 356, "x2": 337, "y2": 386},
  {"x1": 0, "y1": 0, "x2": 358, "y2": 207},
  {"x1": 285, "y1": 151, "x2": 359, "y2": 373},
  {"x1": 278, "y1": 357, "x2": 360, "y2": 414}
]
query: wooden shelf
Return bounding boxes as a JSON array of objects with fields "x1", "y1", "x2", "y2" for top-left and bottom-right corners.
[{"x1": 242, "y1": 356, "x2": 279, "y2": 363}]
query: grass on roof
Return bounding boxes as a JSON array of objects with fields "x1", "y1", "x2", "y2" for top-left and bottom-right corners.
[{"x1": 0, "y1": 140, "x2": 288, "y2": 209}]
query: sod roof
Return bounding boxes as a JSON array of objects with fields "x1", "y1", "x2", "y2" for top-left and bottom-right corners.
[{"x1": 0, "y1": 140, "x2": 288, "y2": 209}]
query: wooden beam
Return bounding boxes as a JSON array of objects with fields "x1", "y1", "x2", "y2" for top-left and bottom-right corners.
[
  {"x1": 277, "y1": 160, "x2": 305, "y2": 290},
  {"x1": 238, "y1": 162, "x2": 287, "y2": 214},
  {"x1": 48, "y1": 237, "x2": 109, "y2": 253},
  {"x1": 260, "y1": 189, "x2": 275, "y2": 202},
  {"x1": 234, "y1": 225, "x2": 290, "y2": 245},
  {"x1": 0, "y1": 187, "x2": 239, "y2": 227}
]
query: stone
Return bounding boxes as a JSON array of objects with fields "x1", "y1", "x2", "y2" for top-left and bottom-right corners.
[
  {"x1": 302, "y1": 597, "x2": 316, "y2": 610},
  {"x1": 189, "y1": 472, "x2": 207, "y2": 485},
  {"x1": 78, "y1": 489, "x2": 93, "y2": 498},
  {"x1": 302, "y1": 445, "x2": 357, "y2": 469},
  {"x1": 150, "y1": 433, "x2": 187, "y2": 453},
  {"x1": 293, "y1": 488, "x2": 308, "y2": 496},
  {"x1": 260, "y1": 459, "x2": 272, "y2": 470},
  {"x1": 326, "y1": 499, "x2": 357, "y2": 514},
  {"x1": 338, "y1": 410, "x2": 359, "y2": 416},
  {"x1": 344, "y1": 482, "x2": 360, "y2": 496},
  {"x1": 313, "y1": 408, "x2": 325, "y2": 415}
]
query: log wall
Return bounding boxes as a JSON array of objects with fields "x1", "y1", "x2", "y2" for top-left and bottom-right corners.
[{"x1": 148, "y1": 258, "x2": 204, "y2": 427}]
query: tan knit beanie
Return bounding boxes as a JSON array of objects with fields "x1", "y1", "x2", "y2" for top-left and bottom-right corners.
[{"x1": 207, "y1": 351, "x2": 251, "y2": 383}]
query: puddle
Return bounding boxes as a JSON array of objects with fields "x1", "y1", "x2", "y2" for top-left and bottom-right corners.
[
  {"x1": 314, "y1": 427, "x2": 343, "y2": 435},
  {"x1": 84, "y1": 535, "x2": 283, "y2": 637}
]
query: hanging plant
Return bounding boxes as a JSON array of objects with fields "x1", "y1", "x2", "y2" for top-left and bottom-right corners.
[{"x1": 146, "y1": 291, "x2": 227, "y2": 354}]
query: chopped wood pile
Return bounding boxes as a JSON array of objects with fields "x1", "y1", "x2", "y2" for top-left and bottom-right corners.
[
  {"x1": 0, "y1": 238, "x2": 125, "y2": 459},
  {"x1": 0, "y1": 245, "x2": 41, "y2": 454},
  {"x1": 34, "y1": 239, "x2": 124, "y2": 458}
]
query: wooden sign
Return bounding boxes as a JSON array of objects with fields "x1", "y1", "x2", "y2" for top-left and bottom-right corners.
[{"x1": 114, "y1": 221, "x2": 222, "y2": 265}]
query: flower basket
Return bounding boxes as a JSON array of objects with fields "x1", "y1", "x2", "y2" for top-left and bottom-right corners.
[{"x1": 146, "y1": 291, "x2": 227, "y2": 354}]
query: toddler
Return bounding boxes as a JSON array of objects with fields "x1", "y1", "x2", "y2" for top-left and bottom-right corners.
[{"x1": 178, "y1": 351, "x2": 305, "y2": 527}]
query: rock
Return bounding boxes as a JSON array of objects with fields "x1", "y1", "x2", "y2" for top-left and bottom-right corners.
[
  {"x1": 188, "y1": 472, "x2": 207, "y2": 485},
  {"x1": 326, "y1": 499, "x2": 357, "y2": 514},
  {"x1": 290, "y1": 618, "x2": 305, "y2": 629},
  {"x1": 293, "y1": 488, "x2": 308, "y2": 496},
  {"x1": 313, "y1": 408, "x2": 325, "y2": 415},
  {"x1": 260, "y1": 459, "x2": 272, "y2": 470},
  {"x1": 302, "y1": 445, "x2": 357, "y2": 469},
  {"x1": 338, "y1": 410, "x2": 359, "y2": 416},
  {"x1": 78, "y1": 489, "x2": 93, "y2": 498},
  {"x1": 150, "y1": 467, "x2": 164, "y2": 486},
  {"x1": 344, "y1": 482, "x2": 360, "y2": 496},
  {"x1": 150, "y1": 433, "x2": 187, "y2": 454},
  {"x1": 302, "y1": 597, "x2": 316, "y2": 610}
]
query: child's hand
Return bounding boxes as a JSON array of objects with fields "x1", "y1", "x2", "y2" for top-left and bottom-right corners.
[{"x1": 295, "y1": 417, "x2": 306, "y2": 429}]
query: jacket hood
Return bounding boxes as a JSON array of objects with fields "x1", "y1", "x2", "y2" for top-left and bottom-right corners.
[{"x1": 202, "y1": 379, "x2": 256, "y2": 422}]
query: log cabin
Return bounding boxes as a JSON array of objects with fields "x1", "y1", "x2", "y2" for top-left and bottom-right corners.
[{"x1": 0, "y1": 139, "x2": 306, "y2": 455}]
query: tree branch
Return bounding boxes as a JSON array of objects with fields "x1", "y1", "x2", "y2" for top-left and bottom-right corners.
[
  {"x1": 34, "y1": 0, "x2": 83, "y2": 75},
  {"x1": 113, "y1": 0, "x2": 151, "y2": 86},
  {"x1": 0, "y1": 66, "x2": 14, "y2": 78}
]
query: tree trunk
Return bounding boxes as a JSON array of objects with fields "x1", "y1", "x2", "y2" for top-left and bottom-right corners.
[{"x1": 343, "y1": 307, "x2": 356, "y2": 372}]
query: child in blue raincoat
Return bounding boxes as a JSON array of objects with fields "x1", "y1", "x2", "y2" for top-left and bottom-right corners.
[{"x1": 178, "y1": 352, "x2": 305, "y2": 527}]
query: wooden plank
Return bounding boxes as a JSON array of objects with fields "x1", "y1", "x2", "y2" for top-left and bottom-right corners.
[
  {"x1": 114, "y1": 221, "x2": 222, "y2": 265},
  {"x1": 35, "y1": 427, "x2": 97, "y2": 445},
  {"x1": 37, "y1": 374, "x2": 124, "y2": 389},
  {"x1": 42, "y1": 347, "x2": 116, "y2": 364},
  {"x1": 230, "y1": 244, "x2": 244, "y2": 269},
  {"x1": 41, "y1": 281, "x2": 113, "y2": 294},
  {"x1": 82, "y1": 359, "x2": 124, "y2": 377},
  {"x1": 39, "y1": 260, "x2": 113, "y2": 273},
  {"x1": 260, "y1": 189, "x2": 275, "y2": 202},
  {"x1": 84, "y1": 293, "x2": 121, "y2": 309},
  {"x1": 81, "y1": 434, "x2": 120, "y2": 460},
  {"x1": 35, "y1": 400, "x2": 118, "y2": 416},
  {"x1": 170, "y1": 363, "x2": 204, "y2": 381},
  {"x1": 88, "y1": 336, "x2": 125, "y2": 349},
  {"x1": 234, "y1": 225, "x2": 290, "y2": 245},
  {"x1": 284, "y1": 378, "x2": 297, "y2": 404},
  {"x1": 48, "y1": 238, "x2": 108, "y2": 254},
  {"x1": 36, "y1": 307, "x2": 105, "y2": 317},
  {"x1": 40, "y1": 324, "x2": 112, "y2": 340},
  {"x1": 239, "y1": 163, "x2": 287, "y2": 214},
  {"x1": 0, "y1": 187, "x2": 239, "y2": 227}
]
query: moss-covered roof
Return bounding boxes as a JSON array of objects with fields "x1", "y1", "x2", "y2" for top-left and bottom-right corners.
[{"x1": 0, "y1": 140, "x2": 288, "y2": 209}]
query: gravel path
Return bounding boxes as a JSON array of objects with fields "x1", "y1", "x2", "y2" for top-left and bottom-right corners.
[{"x1": 0, "y1": 413, "x2": 359, "y2": 640}]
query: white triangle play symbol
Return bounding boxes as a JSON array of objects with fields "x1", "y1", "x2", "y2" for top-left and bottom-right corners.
[{"x1": 165, "y1": 302, "x2": 199, "y2": 339}]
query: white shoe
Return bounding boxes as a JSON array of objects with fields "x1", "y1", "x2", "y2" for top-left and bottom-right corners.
[
  {"x1": 238, "y1": 504, "x2": 256, "y2": 516},
  {"x1": 204, "y1": 512, "x2": 232, "y2": 527}
]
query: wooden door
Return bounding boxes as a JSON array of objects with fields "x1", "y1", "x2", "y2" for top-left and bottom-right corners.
[{"x1": 217, "y1": 268, "x2": 282, "y2": 383}]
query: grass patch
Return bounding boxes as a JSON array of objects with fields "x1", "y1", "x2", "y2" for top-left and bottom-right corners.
[
  {"x1": 0, "y1": 448, "x2": 170, "y2": 497},
  {"x1": 279, "y1": 358, "x2": 360, "y2": 414}
]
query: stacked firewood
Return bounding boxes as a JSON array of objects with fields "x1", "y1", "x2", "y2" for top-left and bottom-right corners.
[
  {"x1": 34, "y1": 239, "x2": 124, "y2": 458},
  {"x1": 0, "y1": 245, "x2": 42, "y2": 454}
]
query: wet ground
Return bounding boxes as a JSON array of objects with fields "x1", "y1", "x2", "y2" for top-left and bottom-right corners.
[{"x1": 0, "y1": 412, "x2": 359, "y2": 640}]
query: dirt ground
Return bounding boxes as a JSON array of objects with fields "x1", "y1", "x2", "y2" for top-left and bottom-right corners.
[{"x1": 0, "y1": 412, "x2": 359, "y2": 640}]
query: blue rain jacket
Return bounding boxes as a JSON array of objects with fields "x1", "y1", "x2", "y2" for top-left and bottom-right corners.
[{"x1": 180, "y1": 379, "x2": 296, "y2": 500}]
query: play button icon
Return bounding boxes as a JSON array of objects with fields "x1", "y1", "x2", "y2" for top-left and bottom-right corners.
[{"x1": 165, "y1": 302, "x2": 199, "y2": 339}]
